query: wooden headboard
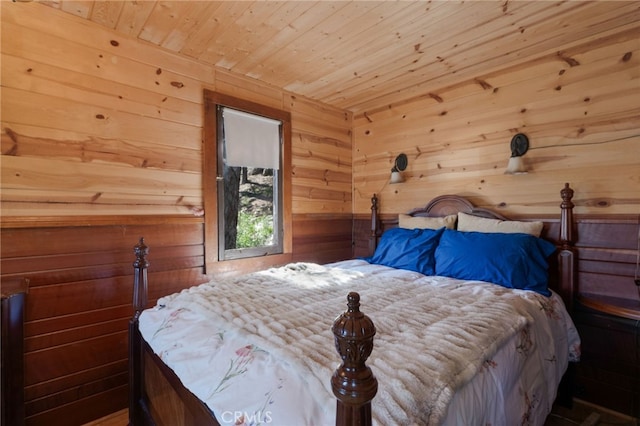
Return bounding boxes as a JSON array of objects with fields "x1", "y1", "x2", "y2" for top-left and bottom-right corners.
[
  {"x1": 367, "y1": 183, "x2": 577, "y2": 310},
  {"x1": 407, "y1": 194, "x2": 509, "y2": 220}
]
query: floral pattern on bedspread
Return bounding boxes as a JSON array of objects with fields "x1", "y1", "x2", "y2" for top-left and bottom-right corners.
[
  {"x1": 141, "y1": 305, "x2": 330, "y2": 425},
  {"x1": 139, "y1": 259, "x2": 581, "y2": 426}
]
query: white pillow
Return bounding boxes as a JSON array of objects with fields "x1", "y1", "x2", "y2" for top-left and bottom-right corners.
[
  {"x1": 398, "y1": 213, "x2": 457, "y2": 230},
  {"x1": 457, "y1": 211, "x2": 543, "y2": 237}
]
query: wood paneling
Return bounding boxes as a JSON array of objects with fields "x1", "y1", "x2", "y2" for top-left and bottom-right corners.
[
  {"x1": 1, "y1": 2, "x2": 353, "y2": 217},
  {"x1": 27, "y1": 1, "x2": 640, "y2": 114},
  {"x1": 352, "y1": 21, "x2": 640, "y2": 216},
  {"x1": 0, "y1": 221, "x2": 206, "y2": 425},
  {"x1": 1, "y1": 212, "x2": 352, "y2": 425},
  {"x1": 574, "y1": 217, "x2": 640, "y2": 301},
  {"x1": 292, "y1": 214, "x2": 353, "y2": 264}
]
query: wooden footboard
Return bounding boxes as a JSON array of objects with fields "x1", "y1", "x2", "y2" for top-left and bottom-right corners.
[
  {"x1": 129, "y1": 238, "x2": 220, "y2": 426},
  {"x1": 128, "y1": 238, "x2": 378, "y2": 426}
]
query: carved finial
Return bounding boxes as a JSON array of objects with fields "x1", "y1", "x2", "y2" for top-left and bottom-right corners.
[
  {"x1": 559, "y1": 183, "x2": 575, "y2": 249},
  {"x1": 346, "y1": 292, "x2": 360, "y2": 313},
  {"x1": 331, "y1": 292, "x2": 377, "y2": 423},
  {"x1": 370, "y1": 194, "x2": 378, "y2": 211},
  {"x1": 133, "y1": 237, "x2": 149, "y2": 269},
  {"x1": 560, "y1": 182, "x2": 574, "y2": 209},
  {"x1": 132, "y1": 238, "x2": 149, "y2": 313}
]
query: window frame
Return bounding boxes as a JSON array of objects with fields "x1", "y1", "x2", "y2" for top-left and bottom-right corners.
[{"x1": 203, "y1": 90, "x2": 292, "y2": 272}]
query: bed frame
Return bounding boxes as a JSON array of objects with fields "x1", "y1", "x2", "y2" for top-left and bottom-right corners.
[{"x1": 129, "y1": 183, "x2": 576, "y2": 426}]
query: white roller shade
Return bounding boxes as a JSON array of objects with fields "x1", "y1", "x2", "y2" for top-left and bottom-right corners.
[{"x1": 222, "y1": 107, "x2": 281, "y2": 170}]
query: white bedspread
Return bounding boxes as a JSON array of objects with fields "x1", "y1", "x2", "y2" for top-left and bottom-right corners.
[{"x1": 139, "y1": 260, "x2": 580, "y2": 426}]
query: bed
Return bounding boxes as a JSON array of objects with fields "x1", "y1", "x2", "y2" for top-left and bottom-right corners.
[{"x1": 128, "y1": 183, "x2": 581, "y2": 426}]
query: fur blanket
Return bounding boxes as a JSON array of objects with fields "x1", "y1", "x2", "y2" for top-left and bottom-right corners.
[{"x1": 150, "y1": 262, "x2": 544, "y2": 424}]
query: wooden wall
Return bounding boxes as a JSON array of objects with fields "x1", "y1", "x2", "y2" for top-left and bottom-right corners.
[
  {"x1": 1, "y1": 2, "x2": 352, "y2": 218},
  {"x1": 1, "y1": 3, "x2": 352, "y2": 424},
  {"x1": 352, "y1": 22, "x2": 640, "y2": 217}
]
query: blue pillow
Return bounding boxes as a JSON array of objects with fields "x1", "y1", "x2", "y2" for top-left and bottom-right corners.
[
  {"x1": 434, "y1": 229, "x2": 557, "y2": 296},
  {"x1": 363, "y1": 227, "x2": 445, "y2": 275}
]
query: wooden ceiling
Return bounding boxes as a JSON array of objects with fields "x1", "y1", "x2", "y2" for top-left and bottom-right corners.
[{"x1": 41, "y1": 1, "x2": 639, "y2": 113}]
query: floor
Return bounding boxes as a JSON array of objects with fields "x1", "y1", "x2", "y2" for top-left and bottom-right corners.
[
  {"x1": 545, "y1": 399, "x2": 638, "y2": 426},
  {"x1": 84, "y1": 399, "x2": 638, "y2": 426}
]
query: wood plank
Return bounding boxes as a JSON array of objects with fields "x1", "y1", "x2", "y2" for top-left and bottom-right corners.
[
  {"x1": 1, "y1": 155, "x2": 201, "y2": 197},
  {"x1": 0, "y1": 222, "x2": 203, "y2": 258},
  {"x1": 26, "y1": 372, "x2": 127, "y2": 417},
  {"x1": 26, "y1": 317, "x2": 129, "y2": 352},
  {"x1": 312, "y1": 1, "x2": 536, "y2": 105},
  {"x1": 292, "y1": 199, "x2": 352, "y2": 214},
  {"x1": 575, "y1": 221, "x2": 638, "y2": 249},
  {"x1": 269, "y1": 2, "x2": 436, "y2": 91},
  {"x1": 25, "y1": 305, "x2": 132, "y2": 338},
  {"x1": 2, "y1": 244, "x2": 203, "y2": 278},
  {"x1": 1, "y1": 19, "x2": 207, "y2": 104},
  {"x1": 25, "y1": 384, "x2": 128, "y2": 426},
  {"x1": 2, "y1": 53, "x2": 203, "y2": 128},
  {"x1": 292, "y1": 166, "x2": 351, "y2": 185},
  {"x1": 183, "y1": 1, "x2": 254, "y2": 60},
  {"x1": 25, "y1": 331, "x2": 127, "y2": 386},
  {"x1": 198, "y1": 1, "x2": 284, "y2": 69},
  {"x1": 26, "y1": 278, "x2": 133, "y2": 321},
  {"x1": 3, "y1": 1, "x2": 213, "y2": 82},
  {"x1": 352, "y1": 28, "x2": 640, "y2": 126},
  {"x1": 285, "y1": 1, "x2": 474, "y2": 95},
  {"x1": 114, "y1": 0, "x2": 156, "y2": 37},
  {"x1": 24, "y1": 359, "x2": 127, "y2": 401},
  {"x1": 213, "y1": 68, "x2": 284, "y2": 111},
  {"x1": 0, "y1": 188, "x2": 203, "y2": 216},
  {"x1": 89, "y1": 1, "x2": 123, "y2": 29},
  {"x1": 292, "y1": 215, "x2": 351, "y2": 237},
  {"x1": 137, "y1": 2, "x2": 206, "y2": 46},
  {"x1": 345, "y1": 3, "x2": 640, "y2": 112},
  {"x1": 229, "y1": 2, "x2": 320, "y2": 75},
  {"x1": 1, "y1": 125, "x2": 201, "y2": 173},
  {"x1": 1, "y1": 87, "x2": 201, "y2": 149}
]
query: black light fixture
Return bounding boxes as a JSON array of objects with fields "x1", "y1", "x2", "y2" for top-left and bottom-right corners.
[
  {"x1": 390, "y1": 153, "x2": 408, "y2": 184},
  {"x1": 505, "y1": 133, "x2": 529, "y2": 174}
]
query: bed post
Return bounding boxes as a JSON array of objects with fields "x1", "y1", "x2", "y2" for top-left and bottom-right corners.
[
  {"x1": 331, "y1": 292, "x2": 378, "y2": 426},
  {"x1": 129, "y1": 237, "x2": 149, "y2": 425},
  {"x1": 558, "y1": 183, "x2": 576, "y2": 313},
  {"x1": 369, "y1": 194, "x2": 380, "y2": 256}
]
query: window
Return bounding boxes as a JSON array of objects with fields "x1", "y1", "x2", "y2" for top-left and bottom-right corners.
[{"x1": 203, "y1": 91, "x2": 292, "y2": 267}]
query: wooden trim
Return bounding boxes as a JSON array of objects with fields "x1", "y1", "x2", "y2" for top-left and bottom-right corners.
[
  {"x1": 293, "y1": 212, "x2": 352, "y2": 221},
  {"x1": 202, "y1": 89, "x2": 293, "y2": 273},
  {"x1": 354, "y1": 213, "x2": 638, "y2": 223},
  {"x1": 0, "y1": 215, "x2": 204, "y2": 229},
  {"x1": 578, "y1": 293, "x2": 640, "y2": 321}
]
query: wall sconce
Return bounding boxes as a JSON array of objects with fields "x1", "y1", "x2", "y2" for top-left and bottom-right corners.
[
  {"x1": 390, "y1": 153, "x2": 408, "y2": 184},
  {"x1": 504, "y1": 133, "x2": 529, "y2": 174}
]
